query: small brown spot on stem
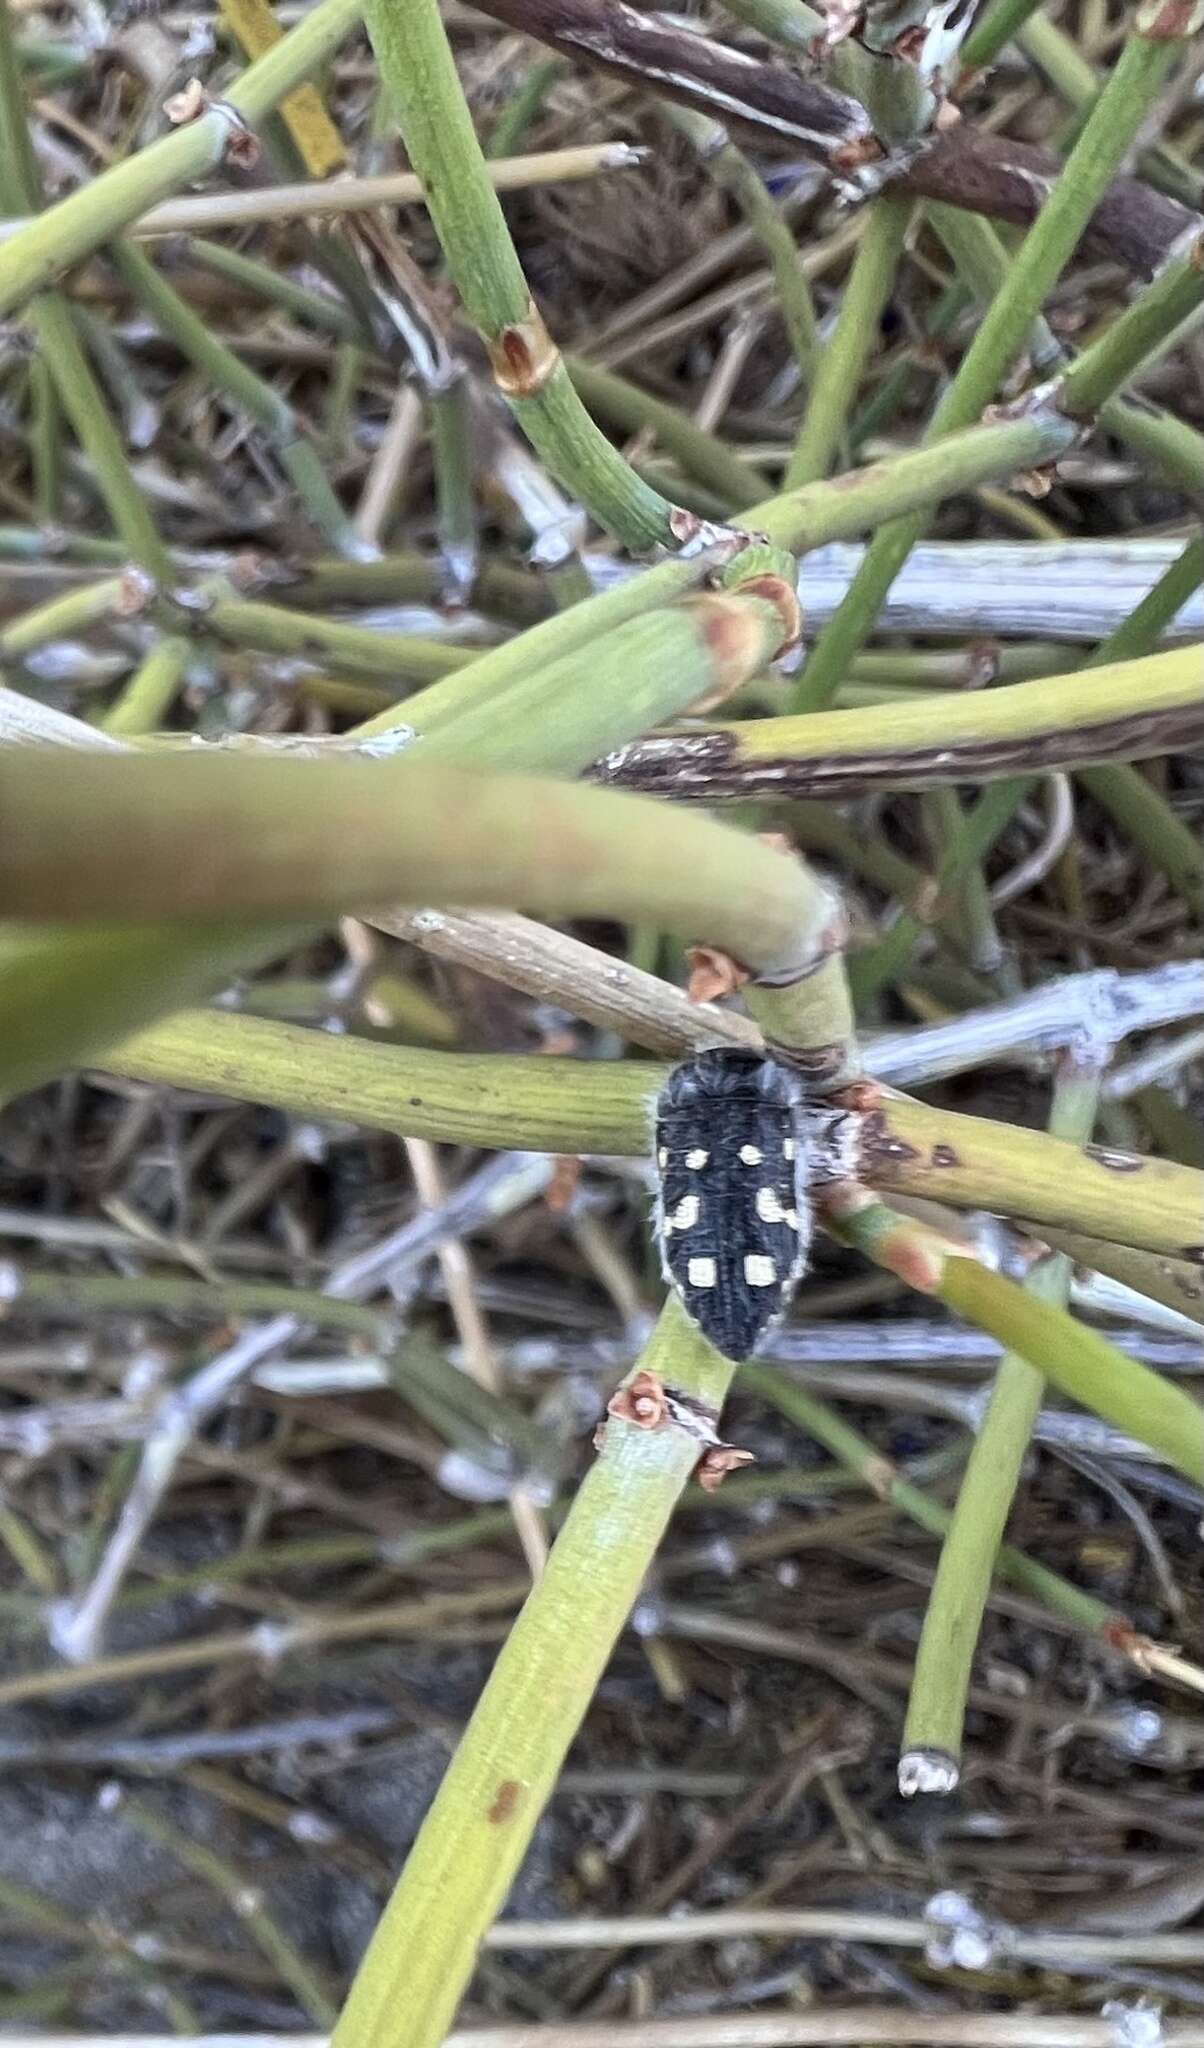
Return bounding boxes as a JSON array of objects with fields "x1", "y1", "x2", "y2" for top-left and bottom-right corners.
[
  {"x1": 930, "y1": 1144, "x2": 959, "y2": 1168},
  {"x1": 488, "y1": 1780, "x2": 522, "y2": 1825}
]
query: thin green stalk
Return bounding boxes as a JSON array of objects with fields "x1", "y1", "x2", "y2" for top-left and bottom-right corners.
[
  {"x1": 1017, "y1": 10, "x2": 1201, "y2": 209},
  {"x1": 0, "y1": 1, "x2": 170, "y2": 580},
  {"x1": 428, "y1": 378, "x2": 480, "y2": 602},
  {"x1": 916, "y1": 207, "x2": 1204, "y2": 917},
  {"x1": 363, "y1": 0, "x2": 678, "y2": 547},
  {"x1": 101, "y1": 636, "x2": 191, "y2": 737},
  {"x1": 121, "y1": 1800, "x2": 338, "y2": 2026},
  {"x1": 670, "y1": 106, "x2": 819, "y2": 388},
  {"x1": 105, "y1": 1014, "x2": 1204, "y2": 1258},
  {"x1": 1061, "y1": 231, "x2": 1204, "y2": 417},
  {"x1": 332, "y1": 1299, "x2": 734, "y2": 2048},
  {"x1": 110, "y1": 242, "x2": 361, "y2": 557},
  {"x1": 6, "y1": 1263, "x2": 395, "y2": 1336},
  {"x1": 1041, "y1": 1228, "x2": 1204, "y2": 1328},
  {"x1": 27, "y1": 354, "x2": 60, "y2": 522},
  {"x1": 924, "y1": 786, "x2": 1008, "y2": 984},
  {"x1": 849, "y1": 781, "x2": 1033, "y2": 1004},
  {"x1": 200, "y1": 596, "x2": 476, "y2": 685},
  {"x1": 740, "y1": 1364, "x2": 1118, "y2": 1639},
  {"x1": 900, "y1": 1052, "x2": 1103, "y2": 1786},
  {"x1": 486, "y1": 54, "x2": 563, "y2": 158},
  {"x1": 565, "y1": 355, "x2": 770, "y2": 510},
  {"x1": 0, "y1": 0, "x2": 364, "y2": 319},
  {"x1": 379, "y1": 407, "x2": 1078, "y2": 746},
  {"x1": 959, "y1": 0, "x2": 1049, "y2": 74},
  {"x1": 786, "y1": 198, "x2": 912, "y2": 488},
  {"x1": 832, "y1": 1196, "x2": 1204, "y2": 1486},
  {"x1": 794, "y1": 28, "x2": 1184, "y2": 711},
  {"x1": 0, "y1": 577, "x2": 125, "y2": 658},
  {"x1": 1076, "y1": 534, "x2": 1204, "y2": 919},
  {"x1": 182, "y1": 236, "x2": 362, "y2": 343}
]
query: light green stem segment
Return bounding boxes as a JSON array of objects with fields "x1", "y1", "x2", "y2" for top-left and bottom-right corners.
[
  {"x1": 794, "y1": 29, "x2": 1181, "y2": 711},
  {"x1": 835, "y1": 1199, "x2": 1204, "y2": 1486},
  {"x1": 938, "y1": 1259, "x2": 1204, "y2": 1486},
  {"x1": 0, "y1": 0, "x2": 363, "y2": 318},
  {"x1": 0, "y1": 746, "x2": 829, "y2": 986},
  {"x1": 332, "y1": 1299, "x2": 734, "y2": 2048},
  {"x1": 740, "y1": 1365, "x2": 1116, "y2": 1637},
  {"x1": 103, "y1": 1015, "x2": 1204, "y2": 1259},
  {"x1": 901, "y1": 1057, "x2": 1103, "y2": 1773},
  {"x1": 786, "y1": 198, "x2": 912, "y2": 488},
  {"x1": 669, "y1": 105, "x2": 819, "y2": 388},
  {"x1": 363, "y1": 0, "x2": 677, "y2": 546}
]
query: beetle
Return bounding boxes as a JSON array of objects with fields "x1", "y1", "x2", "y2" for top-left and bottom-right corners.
[{"x1": 653, "y1": 1047, "x2": 814, "y2": 1361}]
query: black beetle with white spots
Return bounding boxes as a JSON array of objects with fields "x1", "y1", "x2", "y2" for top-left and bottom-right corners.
[{"x1": 653, "y1": 1048, "x2": 815, "y2": 1362}]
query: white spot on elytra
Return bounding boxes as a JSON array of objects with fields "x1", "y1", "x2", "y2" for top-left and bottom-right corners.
[
  {"x1": 670, "y1": 1195, "x2": 700, "y2": 1230},
  {"x1": 687, "y1": 1256, "x2": 716, "y2": 1288},
  {"x1": 739, "y1": 1143, "x2": 762, "y2": 1165},
  {"x1": 658, "y1": 1147, "x2": 668, "y2": 1168},
  {"x1": 685, "y1": 1148, "x2": 709, "y2": 1170},
  {"x1": 744, "y1": 1254, "x2": 777, "y2": 1287},
  {"x1": 785, "y1": 1209, "x2": 799, "y2": 1229},
  {"x1": 783, "y1": 1137, "x2": 796, "y2": 1160},
  {"x1": 755, "y1": 1187, "x2": 785, "y2": 1223}
]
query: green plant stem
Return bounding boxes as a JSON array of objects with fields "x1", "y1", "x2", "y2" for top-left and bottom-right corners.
[
  {"x1": 121, "y1": 1800, "x2": 338, "y2": 2026},
  {"x1": 1059, "y1": 232, "x2": 1204, "y2": 417},
  {"x1": 670, "y1": 105, "x2": 819, "y2": 388},
  {"x1": 794, "y1": 28, "x2": 1183, "y2": 712},
  {"x1": 0, "y1": 577, "x2": 125, "y2": 658},
  {"x1": 786, "y1": 199, "x2": 912, "y2": 487},
  {"x1": 0, "y1": 1, "x2": 170, "y2": 580},
  {"x1": 609, "y1": 643, "x2": 1204, "y2": 799},
  {"x1": 27, "y1": 355, "x2": 60, "y2": 521},
  {"x1": 849, "y1": 781, "x2": 1033, "y2": 1003},
  {"x1": 332, "y1": 1299, "x2": 734, "y2": 2048},
  {"x1": 200, "y1": 596, "x2": 476, "y2": 685},
  {"x1": 959, "y1": 0, "x2": 1048, "y2": 74},
  {"x1": 101, "y1": 637, "x2": 191, "y2": 737},
  {"x1": 364, "y1": 0, "x2": 678, "y2": 547},
  {"x1": 428, "y1": 378, "x2": 479, "y2": 599},
  {"x1": 0, "y1": 560, "x2": 797, "y2": 1098},
  {"x1": 0, "y1": 0, "x2": 364, "y2": 319},
  {"x1": 900, "y1": 1053, "x2": 1103, "y2": 1782},
  {"x1": 0, "y1": 749, "x2": 834, "y2": 991},
  {"x1": 919, "y1": 207, "x2": 1204, "y2": 917},
  {"x1": 1075, "y1": 534, "x2": 1204, "y2": 919},
  {"x1": 565, "y1": 355, "x2": 770, "y2": 510},
  {"x1": 103, "y1": 1014, "x2": 1204, "y2": 1259},
  {"x1": 832, "y1": 1197, "x2": 1204, "y2": 1486},
  {"x1": 110, "y1": 242, "x2": 362, "y2": 557},
  {"x1": 740, "y1": 1365, "x2": 1118, "y2": 1638},
  {"x1": 486, "y1": 53, "x2": 563, "y2": 157},
  {"x1": 1040, "y1": 1229, "x2": 1204, "y2": 1328},
  {"x1": 367, "y1": 409, "x2": 1076, "y2": 746}
]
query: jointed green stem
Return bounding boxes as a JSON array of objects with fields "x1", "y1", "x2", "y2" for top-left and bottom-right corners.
[
  {"x1": 900, "y1": 1054, "x2": 1104, "y2": 1782},
  {"x1": 794, "y1": 29, "x2": 1184, "y2": 712}
]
